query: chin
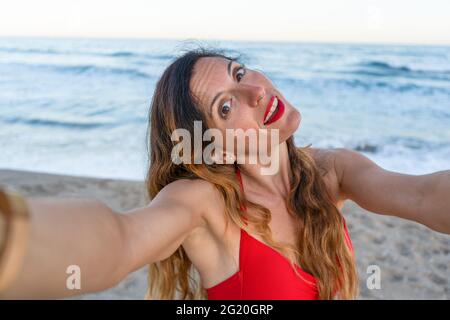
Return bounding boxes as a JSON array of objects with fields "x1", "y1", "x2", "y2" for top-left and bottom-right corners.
[{"x1": 282, "y1": 108, "x2": 301, "y2": 136}]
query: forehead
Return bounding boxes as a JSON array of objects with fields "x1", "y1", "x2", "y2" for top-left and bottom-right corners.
[{"x1": 190, "y1": 57, "x2": 231, "y2": 110}]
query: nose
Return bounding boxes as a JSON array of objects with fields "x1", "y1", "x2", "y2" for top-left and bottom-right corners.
[{"x1": 241, "y1": 84, "x2": 266, "y2": 108}]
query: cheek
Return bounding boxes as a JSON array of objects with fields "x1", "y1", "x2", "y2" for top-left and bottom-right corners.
[{"x1": 231, "y1": 110, "x2": 260, "y2": 131}]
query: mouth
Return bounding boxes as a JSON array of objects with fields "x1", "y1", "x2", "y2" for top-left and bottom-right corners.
[{"x1": 263, "y1": 95, "x2": 285, "y2": 126}]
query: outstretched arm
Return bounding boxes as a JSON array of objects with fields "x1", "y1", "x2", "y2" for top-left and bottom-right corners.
[
  {"x1": 1, "y1": 179, "x2": 209, "y2": 299},
  {"x1": 333, "y1": 148, "x2": 450, "y2": 234}
]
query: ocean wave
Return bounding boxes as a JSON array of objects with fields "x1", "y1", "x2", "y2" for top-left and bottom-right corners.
[
  {"x1": 349, "y1": 60, "x2": 450, "y2": 81},
  {"x1": 4, "y1": 62, "x2": 153, "y2": 79},
  {"x1": 308, "y1": 140, "x2": 450, "y2": 174},
  {"x1": 313, "y1": 136, "x2": 448, "y2": 154},
  {"x1": 56, "y1": 64, "x2": 152, "y2": 79},
  {"x1": 0, "y1": 46, "x2": 174, "y2": 61},
  {"x1": 108, "y1": 51, "x2": 135, "y2": 57},
  {"x1": 353, "y1": 143, "x2": 379, "y2": 153},
  {"x1": 337, "y1": 78, "x2": 450, "y2": 95},
  {"x1": 1, "y1": 116, "x2": 117, "y2": 129},
  {"x1": 0, "y1": 47, "x2": 63, "y2": 55},
  {"x1": 363, "y1": 61, "x2": 412, "y2": 72},
  {"x1": 106, "y1": 52, "x2": 173, "y2": 60},
  {"x1": 272, "y1": 75, "x2": 450, "y2": 96},
  {"x1": 366, "y1": 143, "x2": 450, "y2": 174}
]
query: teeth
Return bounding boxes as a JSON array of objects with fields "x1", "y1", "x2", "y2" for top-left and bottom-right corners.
[{"x1": 264, "y1": 97, "x2": 278, "y2": 123}]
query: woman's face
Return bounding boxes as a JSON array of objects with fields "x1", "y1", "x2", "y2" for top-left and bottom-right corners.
[{"x1": 190, "y1": 56, "x2": 301, "y2": 159}]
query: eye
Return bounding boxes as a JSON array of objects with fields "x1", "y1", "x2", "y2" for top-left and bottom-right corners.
[
  {"x1": 236, "y1": 66, "x2": 246, "y2": 82},
  {"x1": 220, "y1": 100, "x2": 232, "y2": 118}
]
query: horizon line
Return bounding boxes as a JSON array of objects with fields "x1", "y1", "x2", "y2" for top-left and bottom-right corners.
[{"x1": 1, "y1": 34, "x2": 450, "y2": 48}]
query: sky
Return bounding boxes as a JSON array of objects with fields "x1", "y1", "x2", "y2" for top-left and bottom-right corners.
[{"x1": 1, "y1": 0, "x2": 450, "y2": 44}]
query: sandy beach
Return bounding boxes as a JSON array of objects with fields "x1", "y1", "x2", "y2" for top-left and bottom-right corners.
[{"x1": 1, "y1": 168, "x2": 449, "y2": 300}]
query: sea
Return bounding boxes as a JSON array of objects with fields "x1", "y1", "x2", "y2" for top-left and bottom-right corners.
[{"x1": 0, "y1": 38, "x2": 449, "y2": 180}]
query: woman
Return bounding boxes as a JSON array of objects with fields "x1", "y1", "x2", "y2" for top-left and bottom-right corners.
[{"x1": 0, "y1": 48, "x2": 449, "y2": 300}]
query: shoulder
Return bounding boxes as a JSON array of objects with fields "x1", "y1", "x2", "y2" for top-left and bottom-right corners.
[
  {"x1": 306, "y1": 147, "x2": 369, "y2": 181},
  {"x1": 311, "y1": 147, "x2": 382, "y2": 208},
  {"x1": 330, "y1": 148, "x2": 378, "y2": 184},
  {"x1": 305, "y1": 147, "x2": 337, "y2": 171},
  {"x1": 156, "y1": 178, "x2": 224, "y2": 226},
  {"x1": 160, "y1": 178, "x2": 217, "y2": 197},
  {"x1": 303, "y1": 147, "x2": 347, "y2": 207}
]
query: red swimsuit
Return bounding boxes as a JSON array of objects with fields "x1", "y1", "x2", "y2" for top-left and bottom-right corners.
[{"x1": 206, "y1": 167, "x2": 353, "y2": 300}]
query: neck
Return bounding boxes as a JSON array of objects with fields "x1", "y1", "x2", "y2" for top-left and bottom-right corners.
[{"x1": 237, "y1": 141, "x2": 292, "y2": 198}]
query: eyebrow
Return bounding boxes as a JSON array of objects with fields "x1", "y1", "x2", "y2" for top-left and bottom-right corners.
[{"x1": 209, "y1": 59, "x2": 235, "y2": 116}]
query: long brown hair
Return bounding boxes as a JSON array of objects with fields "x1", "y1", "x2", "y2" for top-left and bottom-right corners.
[{"x1": 144, "y1": 48, "x2": 358, "y2": 300}]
